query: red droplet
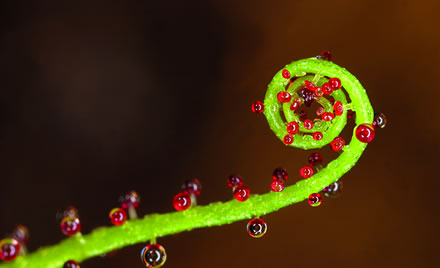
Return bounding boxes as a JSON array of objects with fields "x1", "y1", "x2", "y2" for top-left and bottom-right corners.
[
  {"x1": 12, "y1": 225, "x2": 29, "y2": 244},
  {"x1": 329, "y1": 78, "x2": 341, "y2": 90},
  {"x1": 322, "y1": 82, "x2": 332, "y2": 95},
  {"x1": 283, "y1": 134, "x2": 294, "y2": 145},
  {"x1": 60, "y1": 216, "x2": 81, "y2": 236},
  {"x1": 227, "y1": 175, "x2": 243, "y2": 188},
  {"x1": 308, "y1": 153, "x2": 323, "y2": 166},
  {"x1": 314, "y1": 87, "x2": 324, "y2": 97},
  {"x1": 272, "y1": 168, "x2": 288, "y2": 181},
  {"x1": 287, "y1": 121, "x2": 299, "y2": 135},
  {"x1": 312, "y1": 132, "x2": 323, "y2": 140},
  {"x1": 290, "y1": 99, "x2": 301, "y2": 111},
  {"x1": 182, "y1": 178, "x2": 202, "y2": 196},
  {"x1": 322, "y1": 112, "x2": 335, "y2": 121},
  {"x1": 270, "y1": 179, "x2": 285, "y2": 192},
  {"x1": 0, "y1": 239, "x2": 20, "y2": 261},
  {"x1": 308, "y1": 193, "x2": 322, "y2": 207},
  {"x1": 301, "y1": 88, "x2": 315, "y2": 107},
  {"x1": 63, "y1": 260, "x2": 80, "y2": 268},
  {"x1": 109, "y1": 208, "x2": 127, "y2": 226},
  {"x1": 141, "y1": 244, "x2": 167, "y2": 267},
  {"x1": 323, "y1": 180, "x2": 343, "y2": 198},
  {"x1": 305, "y1": 80, "x2": 317, "y2": 91},
  {"x1": 330, "y1": 137, "x2": 345, "y2": 151},
  {"x1": 120, "y1": 191, "x2": 140, "y2": 210},
  {"x1": 347, "y1": 109, "x2": 355, "y2": 119},
  {"x1": 355, "y1": 123, "x2": 376, "y2": 143},
  {"x1": 316, "y1": 106, "x2": 324, "y2": 116},
  {"x1": 173, "y1": 192, "x2": 191, "y2": 211},
  {"x1": 320, "y1": 51, "x2": 332, "y2": 61},
  {"x1": 333, "y1": 101, "x2": 344, "y2": 116},
  {"x1": 251, "y1": 101, "x2": 264, "y2": 114},
  {"x1": 247, "y1": 218, "x2": 267, "y2": 238},
  {"x1": 234, "y1": 185, "x2": 250, "y2": 202},
  {"x1": 277, "y1": 91, "x2": 292, "y2": 103},
  {"x1": 299, "y1": 109, "x2": 308, "y2": 121},
  {"x1": 372, "y1": 112, "x2": 387, "y2": 129},
  {"x1": 303, "y1": 119, "x2": 314, "y2": 130},
  {"x1": 300, "y1": 166, "x2": 314, "y2": 178},
  {"x1": 282, "y1": 69, "x2": 290, "y2": 79}
]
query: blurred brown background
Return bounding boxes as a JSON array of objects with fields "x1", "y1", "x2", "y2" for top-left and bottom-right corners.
[{"x1": 0, "y1": 0, "x2": 439, "y2": 267}]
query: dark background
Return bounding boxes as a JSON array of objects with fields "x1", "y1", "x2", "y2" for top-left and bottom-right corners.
[{"x1": 0, "y1": 0, "x2": 439, "y2": 267}]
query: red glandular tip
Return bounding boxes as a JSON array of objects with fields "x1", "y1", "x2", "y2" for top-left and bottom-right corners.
[
  {"x1": 305, "y1": 80, "x2": 317, "y2": 91},
  {"x1": 0, "y1": 239, "x2": 20, "y2": 262},
  {"x1": 283, "y1": 134, "x2": 294, "y2": 145},
  {"x1": 322, "y1": 112, "x2": 335, "y2": 121},
  {"x1": 282, "y1": 69, "x2": 290, "y2": 79},
  {"x1": 227, "y1": 175, "x2": 243, "y2": 188},
  {"x1": 355, "y1": 123, "x2": 375, "y2": 143},
  {"x1": 308, "y1": 193, "x2": 322, "y2": 207},
  {"x1": 333, "y1": 101, "x2": 344, "y2": 116},
  {"x1": 300, "y1": 166, "x2": 314, "y2": 179},
  {"x1": 312, "y1": 132, "x2": 323, "y2": 140},
  {"x1": 234, "y1": 185, "x2": 250, "y2": 202},
  {"x1": 60, "y1": 216, "x2": 81, "y2": 236},
  {"x1": 109, "y1": 208, "x2": 127, "y2": 226},
  {"x1": 270, "y1": 179, "x2": 285, "y2": 192},
  {"x1": 308, "y1": 152, "x2": 323, "y2": 166},
  {"x1": 251, "y1": 101, "x2": 264, "y2": 114},
  {"x1": 182, "y1": 178, "x2": 202, "y2": 196},
  {"x1": 329, "y1": 78, "x2": 342, "y2": 90},
  {"x1": 272, "y1": 168, "x2": 288, "y2": 181},
  {"x1": 287, "y1": 121, "x2": 299, "y2": 135},
  {"x1": 173, "y1": 192, "x2": 192, "y2": 211},
  {"x1": 303, "y1": 119, "x2": 314, "y2": 130},
  {"x1": 277, "y1": 91, "x2": 292, "y2": 103},
  {"x1": 330, "y1": 137, "x2": 345, "y2": 151},
  {"x1": 322, "y1": 82, "x2": 332, "y2": 95}
]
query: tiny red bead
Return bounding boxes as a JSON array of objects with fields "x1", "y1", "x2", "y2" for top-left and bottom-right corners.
[
  {"x1": 322, "y1": 82, "x2": 332, "y2": 95},
  {"x1": 299, "y1": 109, "x2": 307, "y2": 121},
  {"x1": 304, "y1": 80, "x2": 317, "y2": 91},
  {"x1": 372, "y1": 112, "x2": 387, "y2": 129},
  {"x1": 60, "y1": 216, "x2": 81, "y2": 236},
  {"x1": 320, "y1": 51, "x2": 332, "y2": 61},
  {"x1": 227, "y1": 175, "x2": 243, "y2": 188},
  {"x1": 283, "y1": 134, "x2": 294, "y2": 145},
  {"x1": 109, "y1": 208, "x2": 127, "y2": 226},
  {"x1": 347, "y1": 109, "x2": 355, "y2": 119},
  {"x1": 301, "y1": 88, "x2": 315, "y2": 107},
  {"x1": 316, "y1": 106, "x2": 324, "y2": 116},
  {"x1": 173, "y1": 192, "x2": 191, "y2": 211},
  {"x1": 329, "y1": 78, "x2": 342, "y2": 90},
  {"x1": 234, "y1": 185, "x2": 250, "y2": 202},
  {"x1": 333, "y1": 101, "x2": 344, "y2": 116},
  {"x1": 251, "y1": 101, "x2": 264, "y2": 114},
  {"x1": 303, "y1": 119, "x2": 313, "y2": 130},
  {"x1": 141, "y1": 244, "x2": 167, "y2": 267},
  {"x1": 270, "y1": 179, "x2": 285, "y2": 192},
  {"x1": 247, "y1": 218, "x2": 267, "y2": 238},
  {"x1": 323, "y1": 180, "x2": 343, "y2": 198},
  {"x1": 277, "y1": 91, "x2": 292, "y2": 103},
  {"x1": 300, "y1": 166, "x2": 314, "y2": 178},
  {"x1": 12, "y1": 225, "x2": 29, "y2": 244},
  {"x1": 120, "y1": 191, "x2": 140, "y2": 210},
  {"x1": 314, "y1": 87, "x2": 324, "y2": 97},
  {"x1": 312, "y1": 132, "x2": 323, "y2": 140},
  {"x1": 322, "y1": 112, "x2": 335, "y2": 121},
  {"x1": 308, "y1": 193, "x2": 322, "y2": 207},
  {"x1": 64, "y1": 260, "x2": 80, "y2": 268},
  {"x1": 286, "y1": 121, "x2": 299, "y2": 135},
  {"x1": 182, "y1": 178, "x2": 202, "y2": 196},
  {"x1": 282, "y1": 69, "x2": 290, "y2": 79},
  {"x1": 272, "y1": 168, "x2": 288, "y2": 181},
  {"x1": 355, "y1": 123, "x2": 376, "y2": 143},
  {"x1": 290, "y1": 100, "x2": 300, "y2": 111},
  {"x1": 308, "y1": 153, "x2": 323, "y2": 166},
  {"x1": 0, "y1": 239, "x2": 20, "y2": 261},
  {"x1": 330, "y1": 137, "x2": 345, "y2": 151}
]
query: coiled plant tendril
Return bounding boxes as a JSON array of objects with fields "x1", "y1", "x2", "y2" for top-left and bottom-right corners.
[{"x1": 0, "y1": 56, "x2": 375, "y2": 268}]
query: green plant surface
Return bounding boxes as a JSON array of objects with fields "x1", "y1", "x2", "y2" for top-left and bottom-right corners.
[{"x1": 0, "y1": 57, "x2": 373, "y2": 268}]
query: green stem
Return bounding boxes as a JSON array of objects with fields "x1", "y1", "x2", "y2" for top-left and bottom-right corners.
[{"x1": 0, "y1": 57, "x2": 373, "y2": 268}]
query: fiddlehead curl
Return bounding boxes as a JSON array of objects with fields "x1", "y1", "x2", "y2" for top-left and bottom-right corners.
[{"x1": 0, "y1": 54, "x2": 380, "y2": 268}]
